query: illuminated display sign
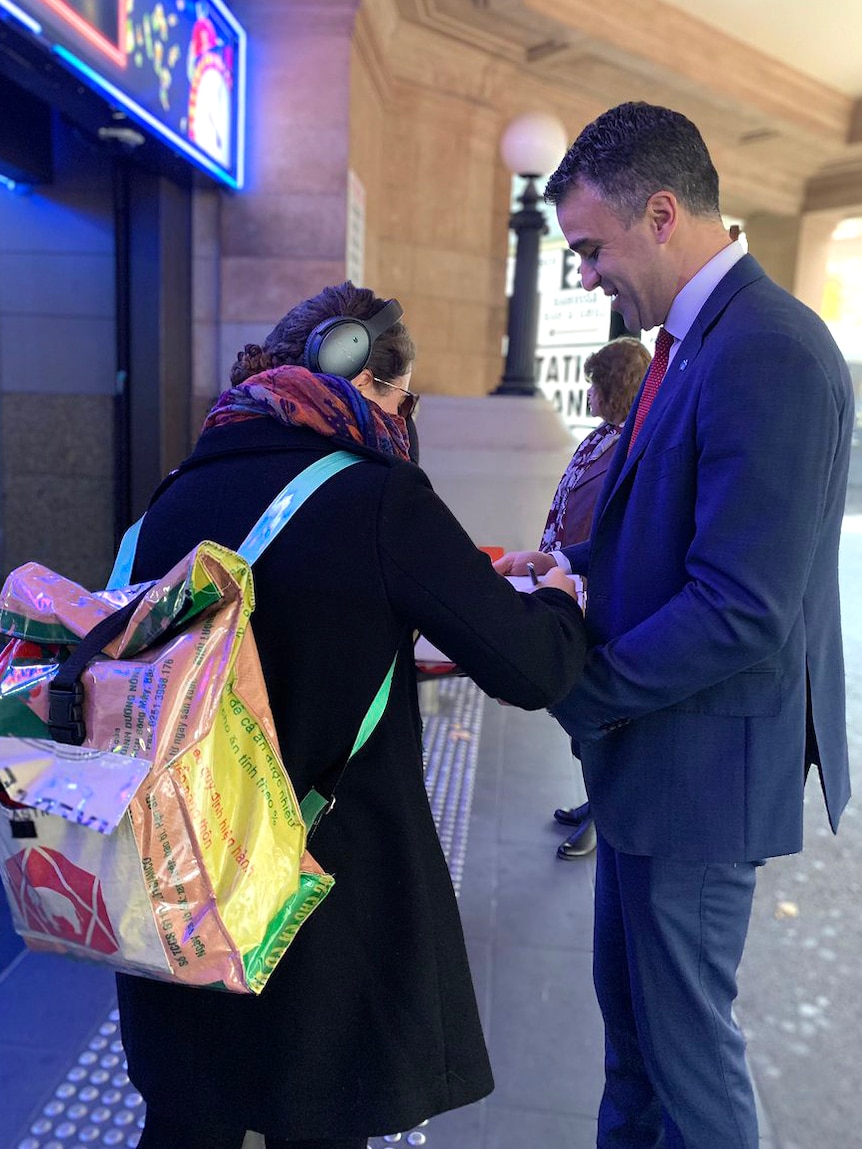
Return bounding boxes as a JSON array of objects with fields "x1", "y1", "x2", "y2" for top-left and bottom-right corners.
[{"x1": 0, "y1": 0, "x2": 246, "y2": 188}]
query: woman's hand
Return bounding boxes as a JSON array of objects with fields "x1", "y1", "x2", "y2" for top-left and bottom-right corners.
[
  {"x1": 492, "y1": 550, "x2": 556, "y2": 577},
  {"x1": 540, "y1": 566, "x2": 579, "y2": 599}
]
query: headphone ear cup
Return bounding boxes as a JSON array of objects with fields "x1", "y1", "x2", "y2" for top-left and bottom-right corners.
[{"x1": 304, "y1": 317, "x2": 372, "y2": 377}]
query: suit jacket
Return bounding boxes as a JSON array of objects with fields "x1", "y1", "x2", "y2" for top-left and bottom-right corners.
[{"x1": 552, "y1": 254, "x2": 854, "y2": 862}]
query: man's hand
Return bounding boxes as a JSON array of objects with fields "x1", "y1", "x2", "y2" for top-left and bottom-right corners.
[{"x1": 493, "y1": 550, "x2": 556, "y2": 577}]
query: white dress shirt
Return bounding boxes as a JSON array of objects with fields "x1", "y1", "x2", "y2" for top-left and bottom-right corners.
[{"x1": 552, "y1": 240, "x2": 746, "y2": 573}]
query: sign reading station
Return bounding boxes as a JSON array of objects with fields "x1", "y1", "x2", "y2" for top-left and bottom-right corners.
[{"x1": 535, "y1": 246, "x2": 611, "y2": 437}]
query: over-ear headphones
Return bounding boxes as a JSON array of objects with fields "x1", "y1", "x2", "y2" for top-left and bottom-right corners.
[{"x1": 303, "y1": 298, "x2": 404, "y2": 378}]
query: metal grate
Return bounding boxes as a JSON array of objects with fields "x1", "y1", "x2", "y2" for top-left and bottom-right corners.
[
  {"x1": 15, "y1": 678, "x2": 486, "y2": 1149},
  {"x1": 420, "y1": 676, "x2": 485, "y2": 895}
]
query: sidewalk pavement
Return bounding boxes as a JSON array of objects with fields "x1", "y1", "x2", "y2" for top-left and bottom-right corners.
[
  {"x1": 393, "y1": 683, "x2": 778, "y2": 1149},
  {"x1": 1, "y1": 678, "x2": 778, "y2": 1149}
]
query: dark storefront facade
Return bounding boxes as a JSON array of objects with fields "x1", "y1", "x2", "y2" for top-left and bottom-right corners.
[{"x1": 0, "y1": 0, "x2": 245, "y2": 588}]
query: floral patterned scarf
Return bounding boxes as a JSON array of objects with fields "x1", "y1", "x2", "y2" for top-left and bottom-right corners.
[
  {"x1": 202, "y1": 365, "x2": 411, "y2": 461},
  {"x1": 539, "y1": 421, "x2": 620, "y2": 552}
]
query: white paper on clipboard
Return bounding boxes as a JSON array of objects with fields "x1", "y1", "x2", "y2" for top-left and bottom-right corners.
[{"x1": 414, "y1": 574, "x2": 584, "y2": 669}]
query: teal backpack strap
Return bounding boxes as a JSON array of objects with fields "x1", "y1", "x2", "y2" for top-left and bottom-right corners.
[
  {"x1": 237, "y1": 450, "x2": 361, "y2": 566},
  {"x1": 106, "y1": 517, "x2": 144, "y2": 590},
  {"x1": 348, "y1": 653, "x2": 398, "y2": 759},
  {"x1": 105, "y1": 450, "x2": 361, "y2": 589},
  {"x1": 300, "y1": 650, "x2": 398, "y2": 834}
]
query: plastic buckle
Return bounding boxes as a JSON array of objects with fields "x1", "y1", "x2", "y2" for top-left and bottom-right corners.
[{"x1": 48, "y1": 680, "x2": 86, "y2": 745}]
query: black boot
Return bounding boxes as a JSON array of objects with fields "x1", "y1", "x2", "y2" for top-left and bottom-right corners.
[{"x1": 557, "y1": 817, "x2": 597, "y2": 859}]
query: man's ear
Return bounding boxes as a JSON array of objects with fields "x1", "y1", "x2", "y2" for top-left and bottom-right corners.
[
  {"x1": 352, "y1": 367, "x2": 374, "y2": 389},
  {"x1": 646, "y1": 191, "x2": 678, "y2": 245}
]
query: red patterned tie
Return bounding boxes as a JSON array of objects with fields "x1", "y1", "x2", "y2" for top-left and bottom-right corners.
[{"x1": 628, "y1": 326, "x2": 674, "y2": 452}]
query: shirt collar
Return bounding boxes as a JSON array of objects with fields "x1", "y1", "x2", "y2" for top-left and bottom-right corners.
[{"x1": 664, "y1": 240, "x2": 746, "y2": 347}]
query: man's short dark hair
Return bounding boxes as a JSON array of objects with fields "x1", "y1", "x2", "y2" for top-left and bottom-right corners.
[{"x1": 545, "y1": 102, "x2": 721, "y2": 223}]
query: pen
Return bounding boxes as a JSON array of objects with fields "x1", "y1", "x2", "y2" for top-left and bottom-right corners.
[{"x1": 527, "y1": 562, "x2": 540, "y2": 587}]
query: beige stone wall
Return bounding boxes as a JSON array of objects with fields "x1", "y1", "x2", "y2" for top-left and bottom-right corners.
[
  {"x1": 218, "y1": 0, "x2": 362, "y2": 385},
  {"x1": 347, "y1": 1, "x2": 605, "y2": 398},
  {"x1": 350, "y1": 5, "x2": 536, "y2": 397},
  {"x1": 219, "y1": 0, "x2": 862, "y2": 408},
  {"x1": 743, "y1": 207, "x2": 857, "y2": 333},
  {"x1": 374, "y1": 84, "x2": 509, "y2": 396},
  {"x1": 741, "y1": 213, "x2": 802, "y2": 294},
  {"x1": 348, "y1": 15, "x2": 386, "y2": 293},
  {"x1": 792, "y1": 210, "x2": 848, "y2": 316}
]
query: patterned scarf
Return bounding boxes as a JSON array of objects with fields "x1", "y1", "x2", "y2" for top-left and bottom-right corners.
[
  {"x1": 539, "y1": 421, "x2": 621, "y2": 552},
  {"x1": 202, "y1": 365, "x2": 411, "y2": 461}
]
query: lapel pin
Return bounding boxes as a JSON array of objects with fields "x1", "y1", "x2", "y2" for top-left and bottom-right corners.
[{"x1": 678, "y1": 358, "x2": 688, "y2": 371}]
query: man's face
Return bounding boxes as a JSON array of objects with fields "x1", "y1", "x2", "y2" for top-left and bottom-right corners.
[{"x1": 556, "y1": 182, "x2": 673, "y2": 333}]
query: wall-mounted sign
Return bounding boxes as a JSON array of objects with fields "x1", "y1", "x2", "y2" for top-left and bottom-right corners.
[
  {"x1": 346, "y1": 169, "x2": 366, "y2": 287},
  {"x1": 0, "y1": 0, "x2": 246, "y2": 189},
  {"x1": 534, "y1": 245, "x2": 611, "y2": 438}
]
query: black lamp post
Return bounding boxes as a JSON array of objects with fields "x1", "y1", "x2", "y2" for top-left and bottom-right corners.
[
  {"x1": 495, "y1": 111, "x2": 568, "y2": 397},
  {"x1": 495, "y1": 174, "x2": 547, "y2": 395}
]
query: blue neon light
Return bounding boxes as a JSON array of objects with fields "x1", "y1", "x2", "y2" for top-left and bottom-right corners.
[
  {"x1": 191, "y1": 0, "x2": 247, "y2": 189},
  {"x1": 0, "y1": 1, "x2": 246, "y2": 191},
  {"x1": 0, "y1": 0, "x2": 42, "y2": 35},
  {"x1": 0, "y1": 171, "x2": 30, "y2": 193},
  {"x1": 228, "y1": 13, "x2": 247, "y2": 189},
  {"x1": 53, "y1": 43, "x2": 242, "y2": 190}
]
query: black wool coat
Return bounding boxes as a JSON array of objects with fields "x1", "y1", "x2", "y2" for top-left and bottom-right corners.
[{"x1": 115, "y1": 416, "x2": 586, "y2": 1140}]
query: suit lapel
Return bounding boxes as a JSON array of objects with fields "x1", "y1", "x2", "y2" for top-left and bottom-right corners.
[{"x1": 593, "y1": 254, "x2": 768, "y2": 526}]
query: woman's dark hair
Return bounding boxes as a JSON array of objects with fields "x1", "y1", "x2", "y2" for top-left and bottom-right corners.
[
  {"x1": 585, "y1": 337, "x2": 651, "y2": 426},
  {"x1": 545, "y1": 102, "x2": 721, "y2": 224},
  {"x1": 229, "y1": 281, "x2": 416, "y2": 389}
]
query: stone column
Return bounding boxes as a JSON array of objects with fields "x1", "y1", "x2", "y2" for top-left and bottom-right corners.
[
  {"x1": 742, "y1": 209, "x2": 847, "y2": 320},
  {"x1": 741, "y1": 212, "x2": 803, "y2": 293},
  {"x1": 792, "y1": 209, "x2": 846, "y2": 315},
  {"x1": 417, "y1": 395, "x2": 575, "y2": 553},
  {"x1": 217, "y1": 0, "x2": 362, "y2": 384}
]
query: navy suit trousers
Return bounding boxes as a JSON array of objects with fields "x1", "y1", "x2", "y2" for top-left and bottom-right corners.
[{"x1": 594, "y1": 834, "x2": 759, "y2": 1149}]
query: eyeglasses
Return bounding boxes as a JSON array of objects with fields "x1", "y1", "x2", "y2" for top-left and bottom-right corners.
[{"x1": 373, "y1": 377, "x2": 419, "y2": 419}]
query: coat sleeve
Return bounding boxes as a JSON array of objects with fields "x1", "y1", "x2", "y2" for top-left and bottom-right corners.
[
  {"x1": 376, "y1": 463, "x2": 587, "y2": 710},
  {"x1": 561, "y1": 540, "x2": 590, "y2": 575},
  {"x1": 552, "y1": 326, "x2": 851, "y2": 742}
]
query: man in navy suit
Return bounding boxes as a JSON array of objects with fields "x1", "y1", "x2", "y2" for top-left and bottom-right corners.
[{"x1": 496, "y1": 102, "x2": 854, "y2": 1147}]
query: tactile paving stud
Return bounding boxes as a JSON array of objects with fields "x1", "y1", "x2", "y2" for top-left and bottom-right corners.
[{"x1": 16, "y1": 681, "x2": 488, "y2": 1149}]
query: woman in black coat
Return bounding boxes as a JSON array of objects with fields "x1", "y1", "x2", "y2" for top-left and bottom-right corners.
[{"x1": 116, "y1": 282, "x2": 587, "y2": 1149}]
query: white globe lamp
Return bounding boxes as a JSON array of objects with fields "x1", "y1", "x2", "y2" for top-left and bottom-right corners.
[
  {"x1": 496, "y1": 112, "x2": 568, "y2": 395},
  {"x1": 500, "y1": 111, "x2": 568, "y2": 178}
]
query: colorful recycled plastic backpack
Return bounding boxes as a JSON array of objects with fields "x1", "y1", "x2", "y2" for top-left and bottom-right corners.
[{"x1": 0, "y1": 450, "x2": 395, "y2": 994}]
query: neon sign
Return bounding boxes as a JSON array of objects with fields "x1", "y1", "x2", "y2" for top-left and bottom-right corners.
[{"x1": 0, "y1": 0, "x2": 246, "y2": 189}]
